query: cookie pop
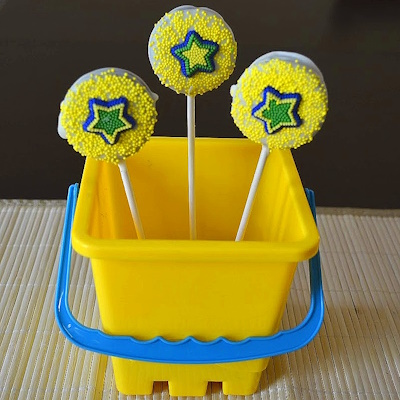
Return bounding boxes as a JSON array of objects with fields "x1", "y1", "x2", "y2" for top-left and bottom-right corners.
[
  {"x1": 231, "y1": 51, "x2": 328, "y2": 241},
  {"x1": 148, "y1": 6, "x2": 237, "y2": 239},
  {"x1": 58, "y1": 68, "x2": 158, "y2": 239}
]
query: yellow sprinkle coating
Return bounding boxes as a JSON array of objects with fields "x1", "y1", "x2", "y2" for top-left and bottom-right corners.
[
  {"x1": 231, "y1": 59, "x2": 328, "y2": 149},
  {"x1": 149, "y1": 8, "x2": 237, "y2": 95},
  {"x1": 60, "y1": 69, "x2": 157, "y2": 164}
]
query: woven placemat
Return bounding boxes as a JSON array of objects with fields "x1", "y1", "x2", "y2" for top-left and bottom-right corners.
[{"x1": 0, "y1": 200, "x2": 399, "y2": 399}]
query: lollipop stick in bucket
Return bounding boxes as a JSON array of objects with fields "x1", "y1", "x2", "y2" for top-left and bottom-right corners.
[
  {"x1": 148, "y1": 6, "x2": 237, "y2": 240},
  {"x1": 58, "y1": 68, "x2": 158, "y2": 240},
  {"x1": 118, "y1": 160, "x2": 145, "y2": 239},
  {"x1": 235, "y1": 141, "x2": 269, "y2": 241},
  {"x1": 187, "y1": 95, "x2": 196, "y2": 239},
  {"x1": 231, "y1": 52, "x2": 328, "y2": 241}
]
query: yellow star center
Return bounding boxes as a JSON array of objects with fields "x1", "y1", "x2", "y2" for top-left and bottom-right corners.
[{"x1": 182, "y1": 42, "x2": 211, "y2": 69}]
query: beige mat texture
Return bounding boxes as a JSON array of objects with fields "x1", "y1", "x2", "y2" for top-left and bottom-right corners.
[{"x1": 0, "y1": 199, "x2": 399, "y2": 399}]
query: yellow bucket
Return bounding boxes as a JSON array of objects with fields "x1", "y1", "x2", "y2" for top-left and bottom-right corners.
[{"x1": 66, "y1": 137, "x2": 320, "y2": 396}]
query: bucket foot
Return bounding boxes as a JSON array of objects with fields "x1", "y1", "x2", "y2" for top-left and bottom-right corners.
[
  {"x1": 222, "y1": 371, "x2": 262, "y2": 395},
  {"x1": 168, "y1": 379, "x2": 208, "y2": 397},
  {"x1": 112, "y1": 358, "x2": 154, "y2": 395},
  {"x1": 115, "y1": 378, "x2": 154, "y2": 395}
]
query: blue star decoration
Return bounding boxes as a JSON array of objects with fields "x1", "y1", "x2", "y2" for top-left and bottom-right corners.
[
  {"x1": 171, "y1": 30, "x2": 219, "y2": 78},
  {"x1": 252, "y1": 86, "x2": 302, "y2": 134},
  {"x1": 83, "y1": 97, "x2": 136, "y2": 145}
]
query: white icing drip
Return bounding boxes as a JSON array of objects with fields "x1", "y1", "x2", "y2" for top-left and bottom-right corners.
[
  {"x1": 250, "y1": 51, "x2": 325, "y2": 85},
  {"x1": 57, "y1": 111, "x2": 67, "y2": 139},
  {"x1": 68, "y1": 68, "x2": 158, "y2": 101},
  {"x1": 231, "y1": 51, "x2": 327, "y2": 107}
]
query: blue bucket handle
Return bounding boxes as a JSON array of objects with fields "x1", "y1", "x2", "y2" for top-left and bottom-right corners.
[{"x1": 55, "y1": 183, "x2": 324, "y2": 364}]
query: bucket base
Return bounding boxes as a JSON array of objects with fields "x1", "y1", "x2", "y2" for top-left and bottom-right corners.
[{"x1": 112, "y1": 357, "x2": 269, "y2": 396}]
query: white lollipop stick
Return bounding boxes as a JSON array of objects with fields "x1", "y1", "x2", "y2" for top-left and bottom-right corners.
[
  {"x1": 58, "y1": 68, "x2": 158, "y2": 241},
  {"x1": 235, "y1": 141, "x2": 269, "y2": 241},
  {"x1": 232, "y1": 52, "x2": 328, "y2": 241},
  {"x1": 149, "y1": 8, "x2": 237, "y2": 241},
  {"x1": 118, "y1": 160, "x2": 145, "y2": 240},
  {"x1": 187, "y1": 95, "x2": 196, "y2": 240}
]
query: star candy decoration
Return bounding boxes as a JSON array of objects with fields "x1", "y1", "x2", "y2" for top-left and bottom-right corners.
[
  {"x1": 252, "y1": 86, "x2": 302, "y2": 134},
  {"x1": 83, "y1": 97, "x2": 136, "y2": 145},
  {"x1": 171, "y1": 30, "x2": 219, "y2": 78}
]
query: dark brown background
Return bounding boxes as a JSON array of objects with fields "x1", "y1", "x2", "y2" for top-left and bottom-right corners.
[{"x1": 0, "y1": 0, "x2": 399, "y2": 207}]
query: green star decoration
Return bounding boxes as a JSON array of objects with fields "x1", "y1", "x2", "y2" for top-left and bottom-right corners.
[
  {"x1": 171, "y1": 30, "x2": 219, "y2": 78},
  {"x1": 262, "y1": 100, "x2": 293, "y2": 130},
  {"x1": 83, "y1": 97, "x2": 136, "y2": 145},
  {"x1": 252, "y1": 86, "x2": 302, "y2": 134}
]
